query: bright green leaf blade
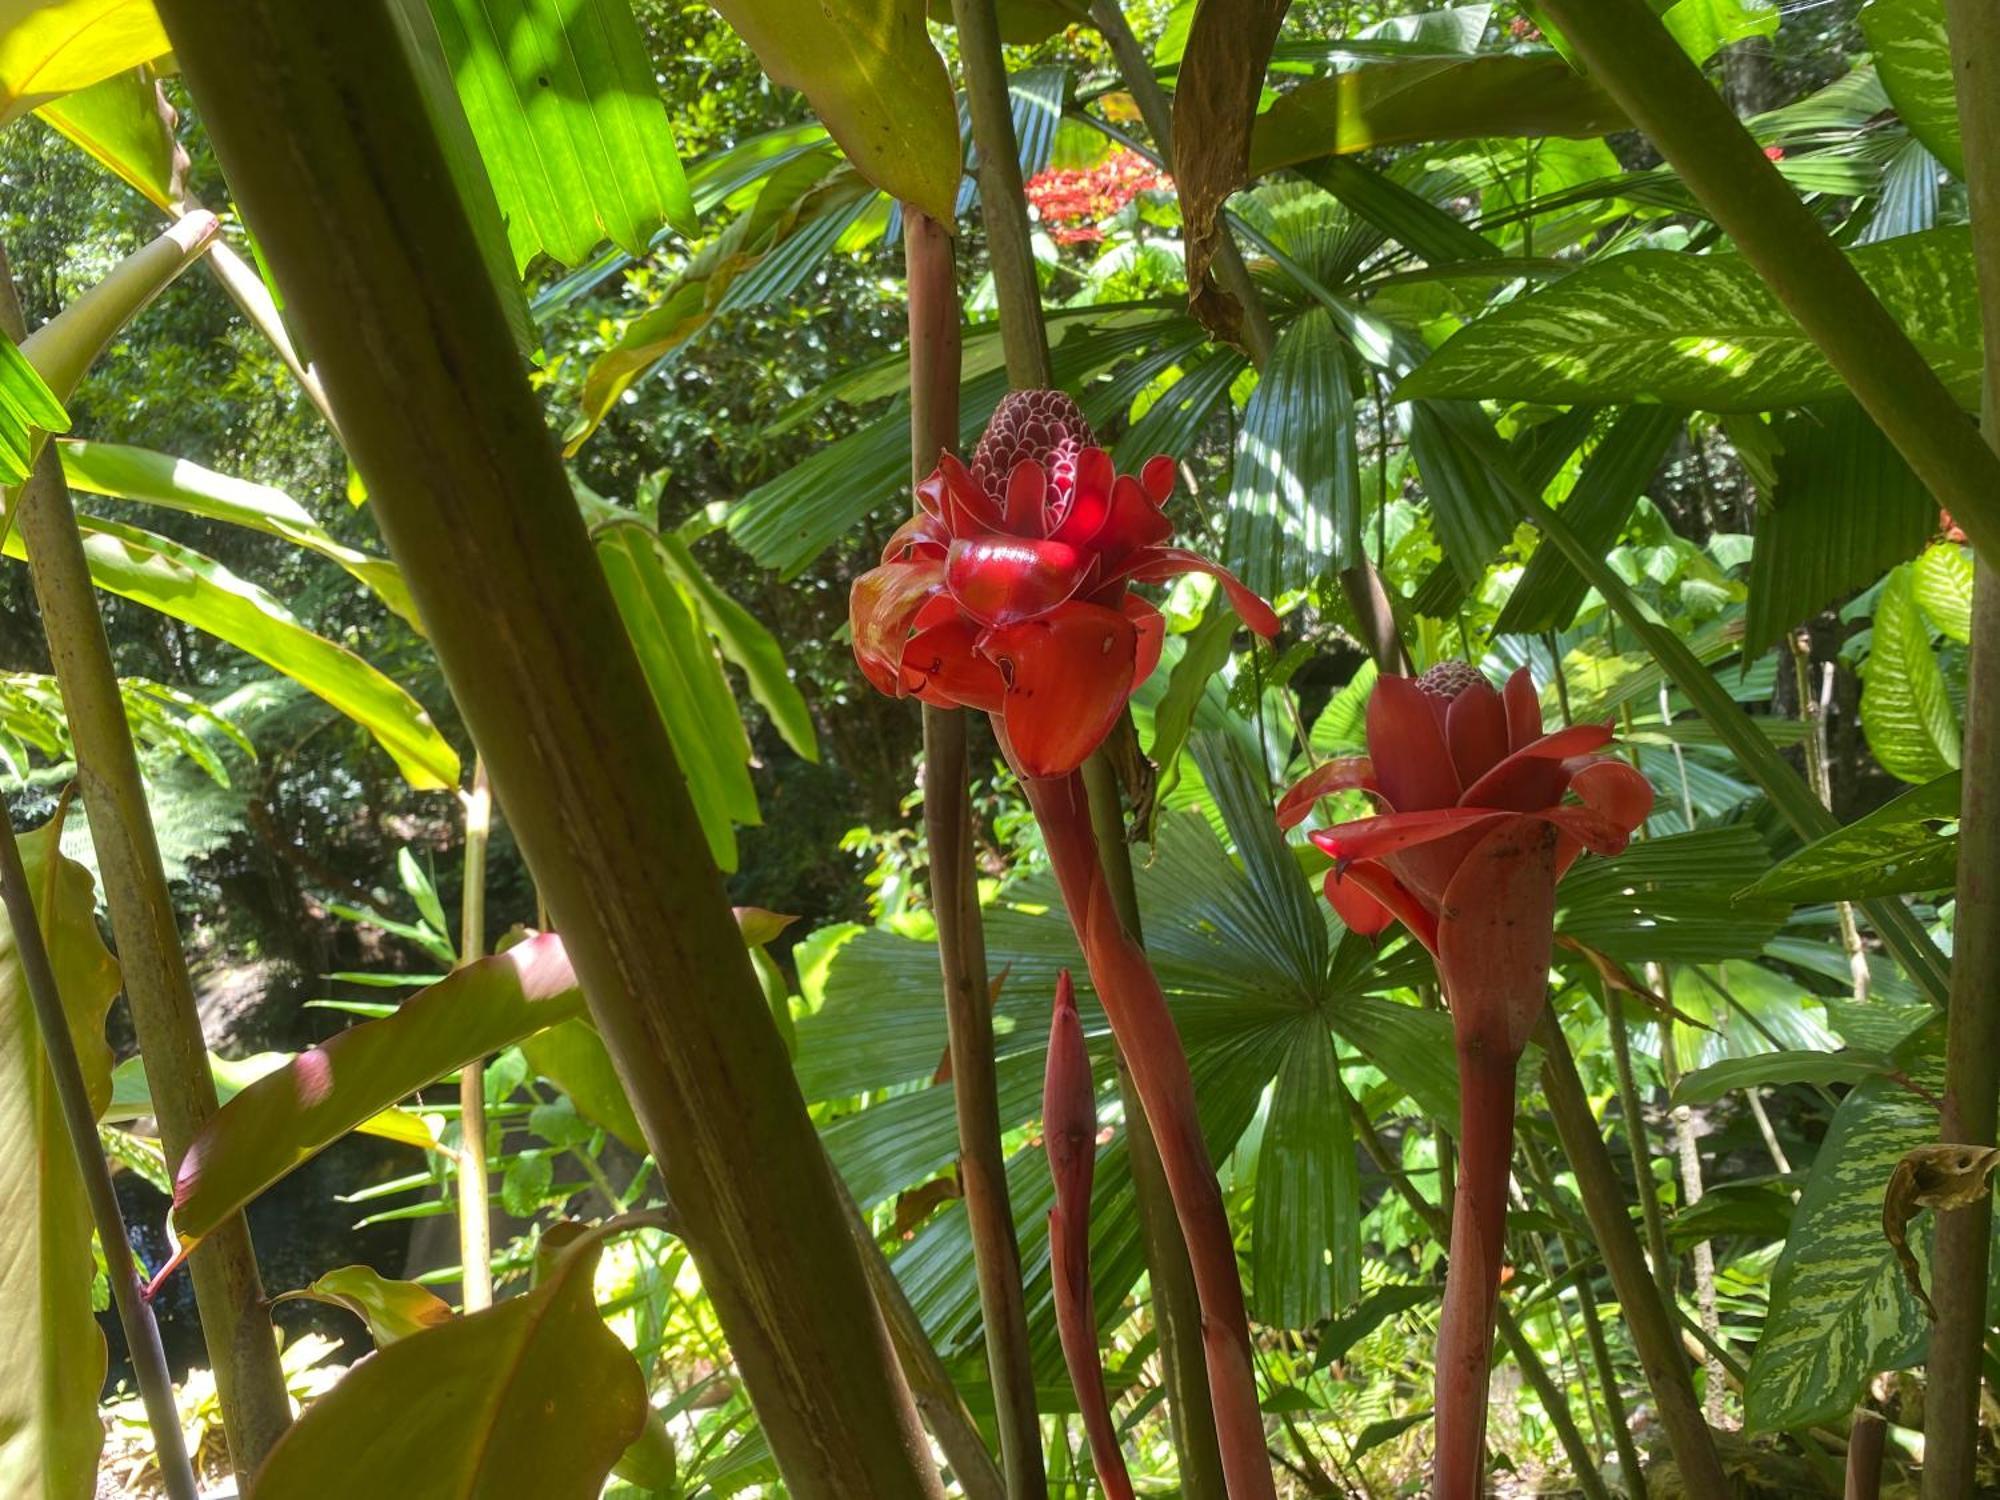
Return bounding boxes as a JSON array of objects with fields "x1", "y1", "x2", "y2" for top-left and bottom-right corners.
[
  {"x1": 107, "y1": 1051, "x2": 435, "y2": 1148},
  {"x1": 429, "y1": 0, "x2": 696, "y2": 270},
  {"x1": 276, "y1": 1265, "x2": 455, "y2": 1346},
  {"x1": 1146, "y1": 606, "x2": 1236, "y2": 795},
  {"x1": 702, "y1": 0, "x2": 960, "y2": 222},
  {"x1": 0, "y1": 819, "x2": 115, "y2": 1495},
  {"x1": 172, "y1": 935, "x2": 585, "y2": 1241},
  {"x1": 1661, "y1": 0, "x2": 1778, "y2": 63},
  {"x1": 655, "y1": 533, "x2": 817, "y2": 761},
  {"x1": 35, "y1": 64, "x2": 177, "y2": 210},
  {"x1": 0, "y1": 0, "x2": 169, "y2": 121},
  {"x1": 1252, "y1": 1020, "x2": 1359, "y2": 1324},
  {"x1": 1397, "y1": 228, "x2": 1982, "y2": 412},
  {"x1": 1556, "y1": 828, "x2": 1788, "y2": 965},
  {"x1": 1247, "y1": 56, "x2": 1624, "y2": 177},
  {"x1": 1673, "y1": 1048, "x2": 1888, "y2": 1106},
  {"x1": 1744, "y1": 1074, "x2": 1938, "y2": 1432},
  {"x1": 1862, "y1": 563, "x2": 1961, "y2": 784},
  {"x1": 595, "y1": 524, "x2": 757, "y2": 870},
  {"x1": 1911, "y1": 540, "x2": 1972, "y2": 643},
  {"x1": 1743, "y1": 403, "x2": 1935, "y2": 659},
  {"x1": 1405, "y1": 399, "x2": 1512, "y2": 587},
  {"x1": 252, "y1": 1224, "x2": 648, "y2": 1498},
  {"x1": 1860, "y1": 0, "x2": 1963, "y2": 176},
  {"x1": 521, "y1": 1017, "x2": 646, "y2": 1153},
  {"x1": 59, "y1": 437, "x2": 423, "y2": 628},
  {"x1": 0, "y1": 330, "x2": 69, "y2": 486},
  {"x1": 2, "y1": 516, "x2": 459, "y2": 791},
  {"x1": 1741, "y1": 771, "x2": 1961, "y2": 902}
]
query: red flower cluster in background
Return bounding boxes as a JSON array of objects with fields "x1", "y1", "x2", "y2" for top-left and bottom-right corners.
[{"x1": 1023, "y1": 151, "x2": 1171, "y2": 245}]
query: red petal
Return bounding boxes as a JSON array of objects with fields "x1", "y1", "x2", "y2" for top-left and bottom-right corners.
[
  {"x1": 1332, "y1": 861, "x2": 1439, "y2": 953},
  {"x1": 1437, "y1": 816, "x2": 1561, "y2": 1058},
  {"x1": 1123, "y1": 594, "x2": 1164, "y2": 692},
  {"x1": 1097, "y1": 474, "x2": 1173, "y2": 557},
  {"x1": 882, "y1": 510, "x2": 949, "y2": 564},
  {"x1": 1503, "y1": 667, "x2": 1543, "y2": 752},
  {"x1": 938, "y1": 452, "x2": 1003, "y2": 535},
  {"x1": 946, "y1": 536, "x2": 1090, "y2": 626},
  {"x1": 1308, "y1": 807, "x2": 1502, "y2": 866},
  {"x1": 1568, "y1": 757, "x2": 1655, "y2": 835},
  {"x1": 1049, "y1": 455, "x2": 1113, "y2": 546},
  {"x1": 1277, "y1": 756, "x2": 1377, "y2": 830},
  {"x1": 982, "y1": 601, "x2": 1138, "y2": 778},
  {"x1": 1368, "y1": 674, "x2": 1461, "y2": 812},
  {"x1": 1140, "y1": 453, "x2": 1175, "y2": 504},
  {"x1": 1459, "y1": 722, "x2": 1616, "y2": 811},
  {"x1": 1323, "y1": 866, "x2": 1395, "y2": 936},
  {"x1": 1530, "y1": 804, "x2": 1640, "y2": 857},
  {"x1": 1445, "y1": 682, "x2": 1510, "y2": 788},
  {"x1": 1124, "y1": 548, "x2": 1281, "y2": 639},
  {"x1": 1006, "y1": 459, "x2": 1048, "y2": 536},
  {"x1": 904, "y1": 615, "x2": 1005, "y2": 713},
  {"x1": 850, "y1": 558, "x2": 944, "y2": 696}
]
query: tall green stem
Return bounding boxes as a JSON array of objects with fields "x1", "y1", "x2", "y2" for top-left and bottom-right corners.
[
  {"x1": 0, "y1": 798, "x2": 200, "y2": 1500},
  {"x1": 456, "y1": 757, "x2": 493, "y2": 1312},
  {"x1": 1530, "y1": 0, "x2": 2000, "y2": 565},
  {"x1": 1602, "y1": 985, "x2": 1675, "y2": 1308},
  {"x1": 0, "y1": 243, "x2": 294, "y2": 1477},
  {"x1": 1080, "y1": 751, "x2": 1228, "y2": 1499},
  {"x1": 904, "y1": 207, "x2": 1042, "y2": 1497},
  {"x1": 152, "y1": 6, "x2": 941, "y2": 1491},
  {"x1": 1536, "y1": 1012, "x2": 1729, "y2": 1495},
  {"x1": 1922, "y1": 4, "x2": 2000, "y2": 1491}
]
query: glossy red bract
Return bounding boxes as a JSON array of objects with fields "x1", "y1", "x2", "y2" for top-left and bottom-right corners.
[{"x1": 850, "y1": 389, "x2": 1279, "y2": 778}]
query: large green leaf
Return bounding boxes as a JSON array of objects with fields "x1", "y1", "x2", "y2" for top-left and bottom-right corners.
[
  {"x1": 701, "y1": 0, "x2": 960, "y2": 222},
  {"x1": 1860, "y1": 0, "x2": 1962, "y2": 176},
  {"x1": 1406, "y1": 399, "x2": 1513, "y2": 587},
  {"x1": 521, "y1": 1016, "x2": 646, "y2": 1153},
  {"x1": 0, "y1": 0, "x2": 168, "y2": 121},
  {"x1": 1861, "y1": 563, "x2": 1960, "y2": 784},
  {"x1": 1246, "y1": 56, "x2": 1624, "y2": 177},
  {"x1": 1911, "y1": 540, "x2": 1972, "y2": 642},
  {"x1": 1252, "y1": 1020, "x2": 1359, "y2": 1326},
  {"x1": 172, "y1": 935, "x2": 584, "y2": 1242},
  {"x1": 1743, "y1": 403, "x2": 1935, "y2": 659},
  {"x1": 1397, "y1": 228, "x2": 1982, "y2": 412},
  {"x1": 1225, "y1": 306, "x2": 1357, "y2": 595},
  {"x1": 595, "y1": 521, "x2": 759, "y2": 870},
  {"x1": 1744, "y1": 1075, "x2": 1937, "y2": 1432},
  {"x1": 108, "y1": 1050, "x2": 433, "y2": 1148},
  {"x1": 34, "y1": 65, "x2": 177, "y2": 209},
  {"x1": 1739, "y1": 771, "x2": 1961, "y2": 902},
  {"x1": 1672, "y1": 1048, "x2": 1887, "y2": 1106},
  {"x1": 1555, "y1": 827, "x2": 1788, "y2": 964},
  {"x1": 2, "y1": 517, "x2": 459, "y2": 791},
  {"x1": 0, "y1": 818, "x2": 117, "y2": 1498},
  {"x1": 276, "y1": 1265, "x2": 455, "y2": 1347},
  {"x1": 0, "y1": 330, "x2": 69, "y2": 486},
  {"x1": 427, "y1": 0, "x2": 694, "y2": 272},
  {"x1": 58, "y1": 438, "x2": 421, "y2": 628},
  {"x1": 252, "y1": 1220, "x2": 648, "y2": 1497}
]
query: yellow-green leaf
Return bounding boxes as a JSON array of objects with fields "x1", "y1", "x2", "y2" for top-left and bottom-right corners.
[
  {"x1": 0, "y1": 0, "x2": 169, "y2": 122},
  {"x1": 275, "y1": 1265, "x2": 454, "y2": 1347}
]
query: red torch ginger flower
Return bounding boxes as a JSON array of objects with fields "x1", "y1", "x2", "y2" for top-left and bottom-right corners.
[
  {"x1": 1279, "y1": 662, "x2": 1652, "y2": 1499},
  {"x1": 852, "y1": 389, "x2": 1279, "y2": 777}
]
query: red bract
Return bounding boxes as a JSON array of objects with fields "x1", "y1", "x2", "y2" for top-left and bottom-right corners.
[
  {"x1": 851, "y1": 389, "x2": 1278, "y2": 777},
  {"x1": 1279, "y1": 663, "x2": 1652, "y2": 1499}
]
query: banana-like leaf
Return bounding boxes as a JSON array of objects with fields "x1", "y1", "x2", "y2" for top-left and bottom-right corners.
[
  {"x1": 427, "y1": 0, "x2": 694, "y2": 272},
  {"x1": 595, "y1": 521, "x2": 759, "y2": 870},
  {"x1": 1398, "y1": 227, "x2": 1981, "y2": 412},
  {"x1": 0, "y1": 331, "x2": 68, "y2": 484},
  {"x1": 702, "y1": 0, "x2": 960, "y2": 222},
  {"x1": 1247, "y1": 56, "x2": 1624, "y2": 178},
  {"x1": 59, "y1": 438, "x2": 422, "y2": 628},
  {"x1": 1859, "y1": 0, "x2": 1961, "y2": 175},
  {"x1": 1225, "y1": 306, "x2": 1358, "y2": 595},
  {"x1": 252, "y1": 1220, "x2": 649, "y2": 1498},
  {"x1": 35, "y1": 64, "x2": 178, "y2": 209},
  {"x1": 172, "y1": 934, "x2": 584, "y2": 1242},
  {"x1": 0, "y1": 0, "x2": 168, "y2": 121},
  {"x1": 275, "y1": 1264, "x2": 454, "y2": 1346},
  {"x1": 1741, "y1": 771, "x2": 1960, "y2": 903},
  {"x1": 1861, "y1": 563, "x2": 1960, "y2": 784},
  {"x1": 107, "y1": 1050, "x2": 435, "y2": 1148},
  {"x1": 1744, "y1": 1072, "x2": 1941, "y2": 1432},
  {"x1": 2, "y1": 516, "x2": 459, "y2": 791},
  {"x1": 0, "y1": 818, "x2": 117, "y2": 1496},
  {"x1": 1742, "y1": 403, "x2": 1935, "y2": 659}
]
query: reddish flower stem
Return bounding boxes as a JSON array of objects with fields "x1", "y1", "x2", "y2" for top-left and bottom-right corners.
[
  {"x1": 1017, "y1": 768, "x2": 1276, "y2": 1500},
  {"x1": 1433, "y1": 1040, "x2": 1520, "y2": 1499}
]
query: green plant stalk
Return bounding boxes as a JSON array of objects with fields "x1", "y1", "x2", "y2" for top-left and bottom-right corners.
[
  {"x1": 1080, "y1": 750, "x2": 1228, "y2": 1500},
  {"x1": 151, "y1": 5, "x2": 942, "y2": 1492},
  {"x1": 0, "y1": 798, "x2": 200, "y2": 1500},
  {"x1": 1922, "y1": 4, "x2": 2000, "y2": 1491},
  {"x1": 904, "y1": 204, "x2": 1044, "y2": 1498},
  {"x1": 1599, "y1": 979, "x2": 1675, "y2": 1306},
  {"x1": 0, "y1": 244, "x2": 295, "y2": 1477},
  {"x1": 457, "y1": 756, "x2": 494, "y2": 1312},
  {"x1": 1535, "y1": 1011, "x2": 1730, "y2": 1495},
  {"x1": 1523, "y1": 1137, "x2": 1647, "y2": 1497},
  {"x1": 1446, "y1": 408, "x2": 1954, "y2": 1004},
  {"x1": 1530, "y1": 0, "x2": 2000, "y2": 567},
  {"x1": 1494, "y1": 1302, "x2": 1611, "y2": 1500}
]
